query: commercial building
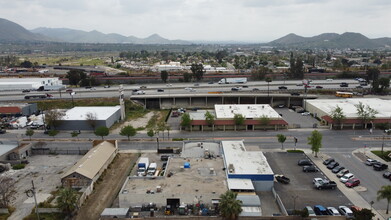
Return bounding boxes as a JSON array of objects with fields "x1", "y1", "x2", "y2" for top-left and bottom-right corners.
[
  {"x1": 187, "y1": 104, "x2": 288, "y2": 131},
  {"x1": 0, "y1": 103, "x2": 38, "y2": 116},
  {"x1": 0, "y1": 77, "x2": 63, "y2": 91},
  {"x1": 222, "y1": 141, "x2": 274, "y2": 191},
  {"x1": 305, "y1": 98, "x2": 391, "y2": 129},
  {"x1": 61, "y1": 140, "x2": 118, "y2": 190},
  {"x1": 56, "y1": 106, "x2": 121, "y2": 130}
]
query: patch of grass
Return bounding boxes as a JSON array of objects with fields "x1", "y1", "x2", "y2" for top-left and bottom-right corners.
[
  {"x1": 372, "y1": 151, "x2": 391, "y2": 162},
  {"x1": 287, "y1": 149, "x2": 304, "y2": 153},
  {"x1": 12, "y1": 164, "x2": 26, "y2": 170},
  {"x1": 136, "y1": 127, "x2": 145, "y2": 131},
  {"x1": 146, "y1": 112, "x2": 160, "y2": 129},
  {"x1": 172, "y1": 138, "x2": 185, "y2": 141}
]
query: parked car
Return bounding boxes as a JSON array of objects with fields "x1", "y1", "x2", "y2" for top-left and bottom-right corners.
[
  {"x1": 278, "y1": 86, "x2": 287, "y2": 90},
  {"x1": 350, "y1": 206, "x2": 362, "y2": 213},
  {"x1": 340, "y1": 173, "x2": 355, "y2": 183},
  {"x1": 298, "y1": 159, "x2": 312, "y2": 166},
  {"x1": 327, "y1": 207, "x2": 341, "y2": 216},
  {"x1": 323, "y1": 158, "x2": 335, "y2": 165},
  {"x1": 365, "y1": 158, "x2": 379, "y2": 166},
  {"x1": 327, "y1": 161, "x2": 339, "y2": 169},
  {"x1": 332, "y1": 166, "x2": 345, "y2": 173},
  {"x1": 338, "y1": 206, "x2": 354, "y2": 218},
  {"x1": 301, "y1": 112, "x2": 310, "y2": 116},
  {"x1": 314, "y1": 205, "x2": 328, "y2": 215},
  {"x1": 303, "y1": 165, "x2": 318, "y2": 172},
  {"x1": 161, "y1": 155, "x2": 169, "y2": 161},
  {"x1": 315, "y1": 180, "x2": 337, "y2": 190},
  {"x1": 383, "y1": 171, "x2": 391, "y2": 179},
  {"x1": 277, "y1": 104, "x2": 285, "y2": 108},
  {"x1": 336, "y1": 169, "x2": 350, "y2": 178},
  {"x1": 171, "y1": 111, "x2": 180, "y2": 117},
  {"x1": 316, "y1": 85, "x2": 323, "y2": 89},
  {"x1": 313, "y1": 177, "x2": 324, "y2": 185},
  {"x1": 0, "y1": 129, "x2": 6, "y2": 134},
  {"x1": 275, "y1": 175, "x2": 290, "y2": 184},
  {"x1": 345, "y1": 178, "x2": 360, "y2": 188},
  {"x1": 374, "y1": 162, "x2": 388, "y2": 171},
  {"x1": 304, "y1": 206, "x2": 316, "y2": 216}
]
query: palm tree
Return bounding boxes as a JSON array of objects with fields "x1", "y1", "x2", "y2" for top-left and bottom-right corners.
[
  {"x1": 57, "y1": 187, "x2": 80, "y2": 216},
  {"x1": 377, "y1": 185, "x2": 391, "y2": 214},
  {"x1": 219, "y1": 190, "x2": 242, "y2": 219}
]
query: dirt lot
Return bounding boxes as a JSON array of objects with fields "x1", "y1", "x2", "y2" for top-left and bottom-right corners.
[
  {"x1": 3, "y1": 155, "x2": 82, "y2": 220},
  {"x1": 75, "y1": 153, "x2": 138, "y2": 220}
]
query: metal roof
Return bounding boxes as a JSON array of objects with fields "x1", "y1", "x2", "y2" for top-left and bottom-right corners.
[
  {"x1": 0, "y1": 143, "x2": 18, "y2": 157},
  {"x1": 227, "y1": 179, "x2": 255, "y2": 191},
  {"x1": 62, "y1": 106, "x2": 121, "y2": 121},
  {"x1": 61, "y1": 141, "x2": 117, "y2": 180},
  {"x1": 215, "y1": 104, "x2": 282, "y2": 119},
  {"x1": 101, "y1": 208, "x2": 129, "y2": 216},
  {"x1": 306, "y1": 98, "x2": 391, "y2": 119},
  {"x1": 222, "y1": 141, "x2": 273, "y2": 175}
]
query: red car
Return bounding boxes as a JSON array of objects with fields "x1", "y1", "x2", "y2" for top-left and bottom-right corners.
[
  {"x1": 305, "y1": 85, "x2": 312, "y2": 88},
  {"x1": 345, "y1": 178, "x2": 360, "y2": 188}
]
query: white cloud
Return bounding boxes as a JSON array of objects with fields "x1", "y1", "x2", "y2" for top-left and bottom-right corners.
[{"x1": 0, "y1": 0, "x2": 390, "y2": 42}]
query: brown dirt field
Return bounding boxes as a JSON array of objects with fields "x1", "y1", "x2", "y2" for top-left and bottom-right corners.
[{"x1": 75, "y1": 153, "x2": 138, "y2": 220}]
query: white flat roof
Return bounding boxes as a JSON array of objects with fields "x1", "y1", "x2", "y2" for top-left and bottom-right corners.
[
  {"x1": 0, "y1": 78, "x2": 60, "y2": 83},
  {"x1": 222, "y1": 141, "x2": 273, "y2": 175},
  {"x1": 63, "y1": 106, "x2": 121, "y2": 121},
  {"x1": 227, "y1": 179, "x2": 255, "y2": 191},
  {"x1": 306, "y1": 98, "x2": 391, "y2": 118},
  {"x1": 215, "y1": 104, "x2": 281, "y2": 119},
  {"x1": 0, "y1": 144, "x2": 18, "y2": 157}
]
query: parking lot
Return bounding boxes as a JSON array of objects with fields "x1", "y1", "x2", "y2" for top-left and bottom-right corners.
[
  {"x1": 264, "y1": 152, "x2": 352, "y2": 211},
  {"x1": 275, "y1": 107, "x2": 319, "y2": 128}
]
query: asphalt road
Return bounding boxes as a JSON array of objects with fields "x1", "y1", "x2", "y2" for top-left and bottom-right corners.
[{"x1": 0, "y1": 79, "x2": 367, "y2": 102}]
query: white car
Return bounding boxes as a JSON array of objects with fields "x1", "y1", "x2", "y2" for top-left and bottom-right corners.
[
  {"x1": 327, "y1": 207, "x2": 341, "y2": 216},
  {"x1": 338, "y1": 206, "x2": 354, "y2": 218},
  {"x1": 184, "y1": 87, "x2": 192, "y2": 90},
  {"x1": 313, "y1": 177, "x2": 327, "y2": 185},
  {"x1": 133, "y1": 90, "x2": 145, "y2": 95},
  {"x1": 340, "y1": 173, "x2": 354, "y2": 183},
  {"x1": 301, "y1": 112, "x2": 310, "y2": 116}
]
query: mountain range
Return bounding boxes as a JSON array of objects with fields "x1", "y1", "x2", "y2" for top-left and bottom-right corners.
[{"x1": 1, "y1": 17, "x2": 391, "y2": 48}]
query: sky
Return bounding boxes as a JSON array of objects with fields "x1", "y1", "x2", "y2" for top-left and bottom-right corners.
[{"x1": 1, "y1": 0, "x2": 390, "y2": 42}]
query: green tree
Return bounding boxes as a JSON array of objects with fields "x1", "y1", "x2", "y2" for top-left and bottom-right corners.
[
  {"x1": 183, "y1": 72, "x2": 192, "y2": 82},
  {"x1": 56, "y1": 187, "x2": 80, "y2": 216},
  {"x1": 66, "y1": 69, "x2": 86, "y2": 86},
  {"x1": 378, "y1": 77, "x2": 390, "y2": 93},
  {"x1": 377, "y1": 185, "x2": 391, "y2": 214},
  {"x1": 48, "y1": 130, "x2": 59, "y2": 140},
  {"x1": 233, "y1": 114, "x2": 245, "y2": 126},
  {"x1": 45, "y1": 109, "x2": 65, "y2": 130},
  {"x1": 366, "y1": 67, "x2": 380, "y2": 83},
  {"x1": 25, "y1": 129, "x2": 34, "y2": 140},
  {"x1": 157, "y1": 121, "x2": 166, "y2": 140},
  {"x1": 71, "y1": 131, "x2": 80, "y2": 140},
  {"x1": 219, "y1": 190, "x2": 242, "y2": 219},
  {"x1": 307, "y1": 130, "x2": 322, "y2": 157},
  {"x1": 353, "y1": 208, "x2": 375, "y2": 220},
  {"x1": 355, "y1": 102, "x2": 378, "y2": 129},
  {"x1": 259, "y1": 115, "x2": 270, "y2": 129},
  {"x1": 204, "y1": 111, "x2": 215, "y2": 126},
  {"x1": 94, "y1": 126, "x2": 109, "y2": 140},
  {"x1": 190, "y1": 63, "x2": 205, "y2": 81},
  {"x1": 147, "y1": 129, "x2": 154, "y2": 139},
  {"x1": 276, "y1": 134, "x2": 287, "y2": 150},
  {"x1": 20, "y1": 60, "x2": 33, "y2": 68},
  {"x1": 180, "y1": 113, "x2": 192, "y2": 129},
  {"x1": 120, "y1": 125, "x2": 137, "y2": 141},
  {"x1": 160, "y1": 70, "x2": 168, "y2": 83},
  {"x1": 330, "y1": 105, "x2": 346, "y2": 129}
]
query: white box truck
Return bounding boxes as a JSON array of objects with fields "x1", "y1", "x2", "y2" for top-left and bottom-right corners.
[
  {"x1": 147, "y1": 163, "x2": 157, "y2": 176},
  {"x1": 137, "y1": 157, "x2": 149, "y2": 176},
  {"x1": 218, "y1": 78, "x2": 247, "y2": 84}
]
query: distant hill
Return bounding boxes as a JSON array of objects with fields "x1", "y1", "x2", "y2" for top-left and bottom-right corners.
[
  {"x1": 0, "y1": 18, "x2": 54, "y2": 42},
  {"x1": 269, "y1": 32, "x2": 391, "y2": 49},
  {"x1": 31, "y1": 27, "x2": 190, "y2": 44}
]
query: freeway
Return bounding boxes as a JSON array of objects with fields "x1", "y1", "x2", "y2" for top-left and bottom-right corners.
[{"x1": 0, "y1": 79, "x2": 366, "y2": 102}]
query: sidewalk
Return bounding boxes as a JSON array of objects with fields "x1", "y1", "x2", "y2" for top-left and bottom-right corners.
[{"x1": 305, "y1": 149, "x2": 387, "y2": 220}]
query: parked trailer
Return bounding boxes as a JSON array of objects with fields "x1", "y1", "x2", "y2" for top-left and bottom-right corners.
[
  {"x1": 137, "y1": 157, "x2": 149, "y2": 176},
  {"x1": 218, "y1": 77, "x2": 247, "y2": 84}
]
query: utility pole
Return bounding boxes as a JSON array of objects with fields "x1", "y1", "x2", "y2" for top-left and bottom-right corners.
[{"x1": 25, "y1": 180, "x2": 40, "y2": 220}]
